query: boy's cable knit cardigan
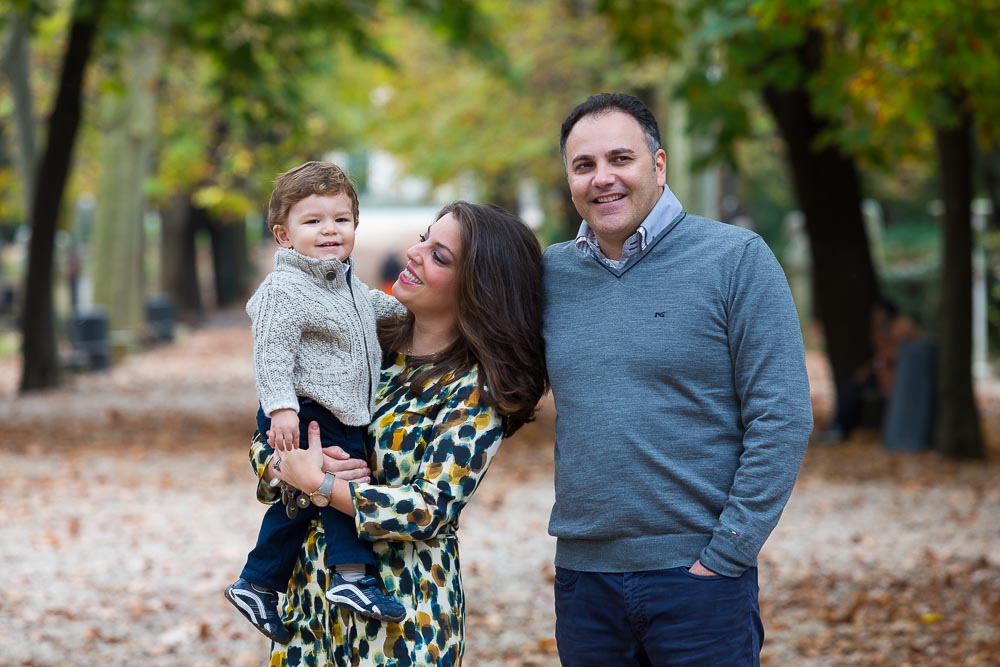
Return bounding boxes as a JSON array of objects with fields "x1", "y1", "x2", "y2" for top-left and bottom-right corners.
[{"x1": 248, "y1": 246, "x2": 404, "y2": 427}]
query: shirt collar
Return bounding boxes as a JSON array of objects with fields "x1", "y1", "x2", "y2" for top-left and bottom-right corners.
[{"x1": 574, "y1": 184, "x2": 684, "y2": 267}]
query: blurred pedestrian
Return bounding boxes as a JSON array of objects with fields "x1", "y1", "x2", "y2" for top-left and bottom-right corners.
[
  {"x1": 379, "y1": 252, "x2": 404, "y2": 295},
  {"x1": 814, "y1": 299, "x2": 922, "y2": 443}
]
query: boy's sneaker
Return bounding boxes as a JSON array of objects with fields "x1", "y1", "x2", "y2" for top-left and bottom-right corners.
[
  {"x1": 326, "y1": 573, "x2": 406, "y2": 622},
  {"x1": 224, "y1": 578, "x2": 291, "y2": 644}
]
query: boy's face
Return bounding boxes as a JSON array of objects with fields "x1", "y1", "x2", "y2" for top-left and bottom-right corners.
[{"x1": 273, "y1": 193, "x2": 356, "y2": 262}]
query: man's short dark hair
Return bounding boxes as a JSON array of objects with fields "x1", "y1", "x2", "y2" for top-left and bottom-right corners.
[{"x1": 559, "y1": 92, "x2": 662, "y2": 165}]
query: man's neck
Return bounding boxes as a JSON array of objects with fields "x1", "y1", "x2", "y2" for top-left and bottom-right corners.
[{"x1": 596, "y1": 235, "x2": 630, "y2": 260}]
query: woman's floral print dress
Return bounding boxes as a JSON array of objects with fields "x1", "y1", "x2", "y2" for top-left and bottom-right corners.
[{"x1": 249, "y1": 353, "x2": 504, "y2": 666}]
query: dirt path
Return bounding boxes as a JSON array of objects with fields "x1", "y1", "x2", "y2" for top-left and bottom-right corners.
[{"x1": 1, "y1": 317, "x2": 997, "y2": 666}]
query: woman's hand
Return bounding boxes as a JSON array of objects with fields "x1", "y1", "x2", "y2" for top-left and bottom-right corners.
[
  {"x1": 321, "y1": 445, "x2": 371, "y2": 484},
  {"x1": 269, "y1": 422, "x2": 325, "y2": 493},
  {"x1": 269, "y1": 421, "x2": 372, "y2": 491}
]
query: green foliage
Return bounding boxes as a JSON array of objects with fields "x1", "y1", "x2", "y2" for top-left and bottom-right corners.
[
  {"x1": 138, "y1": 0, "x2": 506, "y2": 220},
  {"x1": 631, "y1": 0, "x2": 1000, "y2": 177},
  {"x1": 803, "y1": 0, "x2": 1000, "y2": 167},
  {"x1": 596, "y1": 0, "x2": 682, "y2": 61},
  {"x1": 306, "y1": 0, "x2": 667, "y2": 239},
  {"x1": 0, "y1": 0, "x2": 508, "y2": 231}
]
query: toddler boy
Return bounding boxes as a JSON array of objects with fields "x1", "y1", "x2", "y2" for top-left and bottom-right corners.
[{"x1": 225, "y1": 162, "x2": 405, "y2": 644}]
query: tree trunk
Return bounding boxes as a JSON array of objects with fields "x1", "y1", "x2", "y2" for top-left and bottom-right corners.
[
  {"x1": 934, "y1": 99, "x2": 984, "y2": 460},
  {"x1": 481, "y1": 167, "x2": 521, "y2": 216},
  {"x1": 20, "y1": 0, "x2": 104, "y2": 393},
  {"x1": 160, "y1": 193, "x2": 203, "y2": 323},
  {"x1": 207, "y1": 215, "x2": 249, "y2": 309},
  {"x1": 761, "y1": 29, "x2": 880, "y2": 391},
  {"x1": 552, "y1": 177, "x2": 583, "y2": 241},
  {"x1": 91, "y1": 31, "x2": 161, "y2": 347},
  {"x1": 982, "y1": 143, "x2": 1000, "y2": 230},
  {"x1": 1, "y1": 11, "x2": 36, "y2": 220}
]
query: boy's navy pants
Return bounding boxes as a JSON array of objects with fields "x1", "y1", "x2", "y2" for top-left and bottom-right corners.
[{"x1": 240, "y1": 399, "x2": 374, "y2": 593}]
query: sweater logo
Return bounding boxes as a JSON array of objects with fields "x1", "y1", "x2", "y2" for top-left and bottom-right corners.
[{"x1": 654, "y1": 312, "x2": 666, "y2": 318}]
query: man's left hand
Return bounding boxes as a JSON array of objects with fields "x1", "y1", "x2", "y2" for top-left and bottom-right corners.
[{"x1": 689, "y1": 559, "x2": 718, "y2": 577}]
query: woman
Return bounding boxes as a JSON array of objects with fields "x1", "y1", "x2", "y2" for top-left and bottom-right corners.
[{"x1": 251, "y1": 201, "x2": 548, "y2": 665}]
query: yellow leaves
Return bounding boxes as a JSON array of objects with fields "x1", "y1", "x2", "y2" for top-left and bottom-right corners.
[
  {"x1": 230, "y1": 148, "x2": 253, "y2": 179},
  {"x1": 191, "y1": 185, "x2": 254, "y2": 222}
]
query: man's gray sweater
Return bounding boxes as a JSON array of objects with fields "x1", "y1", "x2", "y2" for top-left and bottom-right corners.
[{"x1": 543, "y1": 208, "x2": 813, "y2": 578}]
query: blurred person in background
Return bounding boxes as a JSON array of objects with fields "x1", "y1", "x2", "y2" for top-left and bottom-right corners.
[{"x1": 814, "y1": 299, "x2": 922, "y2": 443}]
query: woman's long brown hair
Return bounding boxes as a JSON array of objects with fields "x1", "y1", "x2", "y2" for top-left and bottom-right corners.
[{"x1": 377, "y1": 201, "x2": 548, "y2": 437}]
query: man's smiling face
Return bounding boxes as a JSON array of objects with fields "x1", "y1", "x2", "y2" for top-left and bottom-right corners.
[{"x1": 564, "y1": 110, "x2": 666, "y2": 260}]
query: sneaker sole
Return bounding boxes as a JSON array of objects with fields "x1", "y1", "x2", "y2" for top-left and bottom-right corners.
[
  {"x1": 326, "y1": 592, "x2": 406, "y2": 623},
  {"x1": 224, "y1": 584, "x2": 291, "y2": 644}
]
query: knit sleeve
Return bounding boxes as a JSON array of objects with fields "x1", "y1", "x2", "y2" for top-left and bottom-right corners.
[
  {"x1": 699, "y1": 237, "x2": 814, "y2": 577},
  {"x1": 351, "y1": 378, "x2": 504, "y2": 542},
  {"x1": 369, "y1": 288, "x2": 407, "y2": 321},
  {"x1": 248, "y1": 276, "x2": 304, "y2": 417}
]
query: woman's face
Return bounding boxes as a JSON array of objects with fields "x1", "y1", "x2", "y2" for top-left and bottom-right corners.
[{"x1": 393, "y1": 212, "x2": 462, "y2": 323}]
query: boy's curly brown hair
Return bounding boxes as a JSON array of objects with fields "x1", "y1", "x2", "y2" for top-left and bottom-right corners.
[{"x1": 266, "y1": 161, "x2": 360, "y2": 232}]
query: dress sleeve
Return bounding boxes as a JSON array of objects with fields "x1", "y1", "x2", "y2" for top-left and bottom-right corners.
[
  {"x1": 249, "y1": 430, "x2": 280, "y2": 505},
  {"x1": 351, "y1": 379, "x2": 504, "y2": 542}
]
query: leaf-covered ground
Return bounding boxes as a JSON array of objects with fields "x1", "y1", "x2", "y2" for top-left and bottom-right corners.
[{"x1": 0, "y1": 317, "x2": 997, "y2": 666}]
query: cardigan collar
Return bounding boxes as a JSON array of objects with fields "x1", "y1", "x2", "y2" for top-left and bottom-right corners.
[{"x1": 273, "y1": 246, "x2": 352, "y2": 288}]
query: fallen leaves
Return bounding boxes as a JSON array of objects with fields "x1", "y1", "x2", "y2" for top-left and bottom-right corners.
[
  {"x1": 1, "y1": 320, "x2": 998, "y2": 666},
  {"x1": 762, "y1": 560, "x2": 1000, "y2": 666}
]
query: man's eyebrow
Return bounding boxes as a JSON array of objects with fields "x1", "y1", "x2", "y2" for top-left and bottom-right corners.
[{"x1": 571, "y1": 147, "x2": 636, "y2": 164}]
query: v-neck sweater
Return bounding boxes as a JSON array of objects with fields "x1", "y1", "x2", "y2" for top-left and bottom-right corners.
[{"x1": 543, "y1": 211, "x2": 813, "y2": 577}]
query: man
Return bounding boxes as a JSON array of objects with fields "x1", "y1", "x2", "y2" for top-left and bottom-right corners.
[{"x1": 543, "y1": 92, "x2": 813, "y2": 665}]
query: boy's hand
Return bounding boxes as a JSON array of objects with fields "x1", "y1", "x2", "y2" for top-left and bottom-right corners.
[{"x1": 268, "y1": 408, "x2": 300, "y2": 451}]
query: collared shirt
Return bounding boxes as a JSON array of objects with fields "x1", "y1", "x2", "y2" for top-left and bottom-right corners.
[{"x1": 574, "y1": 184, "x2": 684, "y2": 270}]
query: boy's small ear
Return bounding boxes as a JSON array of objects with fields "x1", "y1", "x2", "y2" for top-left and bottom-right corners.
[{"x1": 272, "y1": 225, "x2": 292, "y2": 248}]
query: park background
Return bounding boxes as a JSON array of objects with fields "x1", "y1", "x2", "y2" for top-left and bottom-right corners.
[{"x1": 0, "y1": 1, "x2": 998, "y2": 665}]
